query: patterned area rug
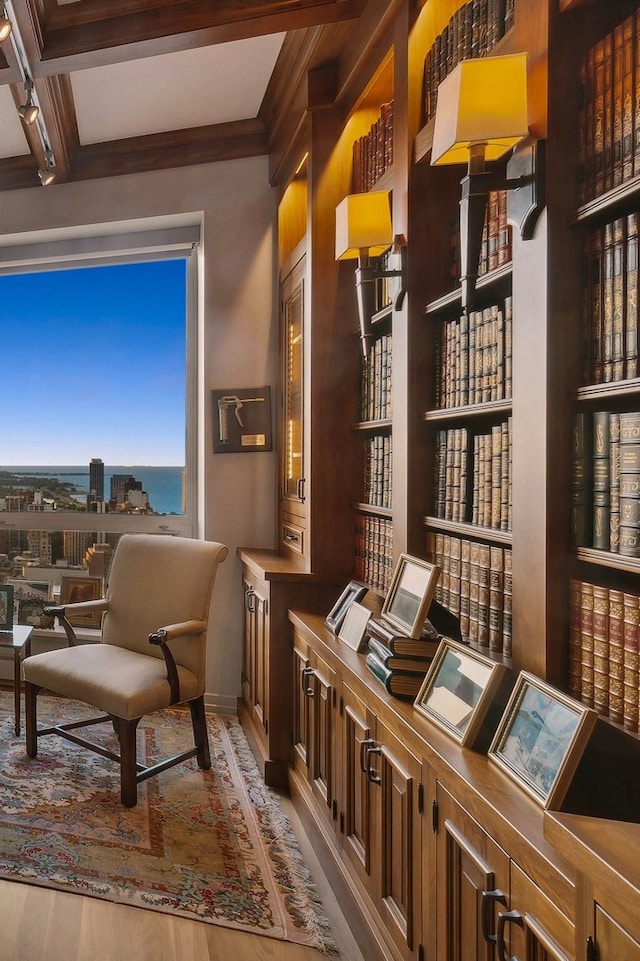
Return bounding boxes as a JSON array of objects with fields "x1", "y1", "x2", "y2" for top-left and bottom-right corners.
[{"x1": 0, "y1": 694, "x2": 336, "y2": 954}]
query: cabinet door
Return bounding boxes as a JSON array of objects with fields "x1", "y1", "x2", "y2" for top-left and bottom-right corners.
[
  {"x1": 591, "y1": 903, "x2": 640, "y2": 961},
  {"x1": 280, "y1": 258, "x2": 306, "y2": 536},
  {"x1": 241, "y1": 575, "x2": 269, "y2": 736},
  {"x1": 435, "y1": 782, "x2": 510, "y2": 961},
  {"x1": 340, "y1": 681, "x2": 377, "y2": 895},
  {"x1": 507, "y1": 862, "x2": 574, "y2": 961},
  {"x1": 374, "y1": 721, "x2": 422, "y2": 958},
  {"x1": 292, "y1": 635, "x2": 337, "y2": 834}
]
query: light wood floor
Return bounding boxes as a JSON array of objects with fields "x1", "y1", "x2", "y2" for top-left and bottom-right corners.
[{"x1": 0, "y1": 791, "x2": 366, "y2": 961}]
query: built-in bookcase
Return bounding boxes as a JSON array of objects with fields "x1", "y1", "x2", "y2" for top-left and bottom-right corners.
[{"x1": 569, "y1": 1, "x2": 640, "y2": 735}]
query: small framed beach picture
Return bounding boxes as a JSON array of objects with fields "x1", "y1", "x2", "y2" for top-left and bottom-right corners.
[
  {"x1": 488, "y1": 672, "x2": 598, "y2": 810},
  {"x1": 381, "y1": 554, "x2": 440, "y2": 639},
  {"x1": 338, "y1": 601, "x2": 372, "y2": 653},
  {"x1": 60, "y1": 576, "x2": 103, "y2": 628},
  {"x1": 414, "y1": 638, "x2": 512, "y2": 749},
  {"x1": 325, "y1": 580, "x2": 368, "y2": 634},
  {"x1": 0, "y1": 585, "x2": 14, "y2": 630}
]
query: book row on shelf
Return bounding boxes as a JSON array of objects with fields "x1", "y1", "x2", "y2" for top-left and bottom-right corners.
[
  {"x1": 354, "y1": 514, "x2": 393, "y2": 593},
  {"x1": 577, "y1": 8, "x2": 640, "y2": 206},
  {"x1": 572, "y1": 409, "x2": 640, "y2": 556},
  {"x1": 443, "y1": 190, "x2": 512, "y2": 293},
  {"x1": 422, "y1": 0, "x2": 515, "y2": 126},
  {"x1": 580, "y1": 214, "x2": 639, "y2": 386},
  {"x1": 363, "y1": 434, "x2": 392, "y2": 510},
  {"x1": 351, "y1": 100, "x2": 393, "y2": 195},
  {"x1": 360, "y1": 331, "x2": 392, "y2": 422},
  {"x1": 569, "y1": 578, "x2": 640, "y2": 733},
  {"x1": 426, "y1": 531, "x2": 512, "y2": 658},
  {"x1": 433, "y1": 297, "x2": 513, "y2": 409},
  {"x1": 433, "y1": 419, "x2": 512, "y2": 532}
]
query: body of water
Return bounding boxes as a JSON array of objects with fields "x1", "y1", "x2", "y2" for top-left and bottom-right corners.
[{"x1": 3, "y1": 465, "x2": 184, "y2": 515}]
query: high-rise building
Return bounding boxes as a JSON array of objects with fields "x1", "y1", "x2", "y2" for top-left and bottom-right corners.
[{"x1": 89, "y1": 457, "x2": 104, "y2": 501}]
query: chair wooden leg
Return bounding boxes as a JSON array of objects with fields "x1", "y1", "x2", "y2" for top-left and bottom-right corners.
[
  {"x1": 25, "y1": 681, "x2": 41, "y2": 758},
  {"x1": 119, "y1": 718, "x2": 140, "y2": 808},
  {"x1": 190, "y1": 696, "x2": 211, "y2": 770}
]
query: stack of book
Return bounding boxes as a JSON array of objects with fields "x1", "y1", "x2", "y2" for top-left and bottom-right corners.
[{"x1": 364, "y1": 618, "x2": 442, "y2": 700}]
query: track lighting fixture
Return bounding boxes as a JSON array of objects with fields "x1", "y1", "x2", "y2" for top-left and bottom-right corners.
[
  {"x1": 37, "y1": 150, "x2": 56, "y2": 186},
  {"x1": 0, "y1": 11, "x2": 11, "y2": 43},
  {"x1": 18, "y1": 78, "x2": 38, "y2": 125}
]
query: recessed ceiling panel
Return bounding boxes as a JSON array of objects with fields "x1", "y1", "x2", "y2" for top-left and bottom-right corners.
[
  {"x1": 71, "y1": 34, "x2": 285, "y2": 145},
  {"x1": 0, "y1": 86, "x2": 30, "y2": 158}
]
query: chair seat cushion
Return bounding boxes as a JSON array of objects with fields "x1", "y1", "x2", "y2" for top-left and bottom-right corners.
[{"x1": 23, "y1": 645, "x2": 201, "y2": 720}]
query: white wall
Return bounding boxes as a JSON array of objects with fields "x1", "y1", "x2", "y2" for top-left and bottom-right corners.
[{"x1": 0, "y1": 156, "x2": 278, "y2": 711}]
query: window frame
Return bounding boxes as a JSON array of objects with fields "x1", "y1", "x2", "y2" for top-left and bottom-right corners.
[{"x1": 0, "y1": 223, "x2": 199, "y2": 539}]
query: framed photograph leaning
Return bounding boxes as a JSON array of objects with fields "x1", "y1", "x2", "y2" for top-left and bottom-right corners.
[
  {"x1": 414, "y1": 638, "x2": 513, "y2": 750},
  {"x1": 381, "y1": 554, "x2": 440, "y2": 639},
  {"x1": 488, "y1": 672, "x2": 598, "y2": 810},
  {"x1": 325, "y1": 580, "x2": 368, "y2": 634},
  {"x1": 337, "y1": 601, "x2": 371, "y2": 653}
]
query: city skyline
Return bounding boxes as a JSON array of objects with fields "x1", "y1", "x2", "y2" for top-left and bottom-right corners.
[{"x1": 0, "y1": 258, "x2": 187, "y2": 466}]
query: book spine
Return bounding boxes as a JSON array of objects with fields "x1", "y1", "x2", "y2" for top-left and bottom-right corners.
[
  {"x1": 592, "y1": 410, "x2": 611, "y2": 550},
  {"x1": 579, "y1": 580, "x2": 595, "y2": 708},
  {"x1": 569, "y1": 579, "x2": 583, "y2": 700},
  {"x1": 592, "y1": 583, "x2": 610, "y2": 716},
  {"x1": 626, "y1": 212, "x2": 639, "y2": 379},
  {"x1": 571, "y1": 410, "x2": 593, "y2": 547},
  {"x1": 608, "y1": 588, "x2": 625, "y2": 724},
  {"x1": 623, "y1": 591, "x2": 639, "y2": 732}
]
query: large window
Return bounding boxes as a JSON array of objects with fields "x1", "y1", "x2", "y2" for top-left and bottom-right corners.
[{"x1": 0, "y1": 225, "x2": 199, "y2": 623}]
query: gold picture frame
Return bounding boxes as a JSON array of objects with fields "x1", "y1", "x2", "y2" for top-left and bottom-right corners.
[
  {"x1": 60, "y1": 576, "x2": 104, "y2": 628},
  {"x1": 488, "y1": 672, "x2": 598, "y2": 810},
  {"x1": 381, "y1": 554, "x2": 440, "y2": 639},
  {"x1": 414, "y1": 638, "x2": 513, "y2": 750}
]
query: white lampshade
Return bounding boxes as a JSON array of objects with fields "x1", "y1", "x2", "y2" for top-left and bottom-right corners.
[
  {"x1": 431, "y1": 53, "x2": 529, "y2": 166},
  {"x1": 335, "y1": 191, "x2": 393, "y2": 260}
]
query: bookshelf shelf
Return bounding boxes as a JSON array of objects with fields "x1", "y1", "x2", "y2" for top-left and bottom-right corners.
[
  {"x1": 423, "y1": 400, "x2": 512, "y2": 423},
  {"x1": 355, "y1": 418, "x2": 393, "y2": 432},
  {"x1": 424, "y1": 516, "x2": 513, "y2": 546},
  {"x1": 355, "y1": 502, "x2": 393, "y2": 519},
  {"x1": 575, "y1": 176, "x2": 640, "y2": 225},
  {"x1": 425, "y1": 262, "x2": 513, "y2": 314},
  {"x1": 575, "y1": 379, "x2": 640, "y2": 403},
  {"x1": 575, "y1": 546, "x2": 640, "y2": 575}
]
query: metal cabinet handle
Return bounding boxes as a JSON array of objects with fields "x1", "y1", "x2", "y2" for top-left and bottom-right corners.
[
  {"x1": 245, "y1": 588, "x2": 255, "y2": 613},
  {"x1": 359, "y1": 739, "x2": 382, "y2": 784},
  {"x1": 359, "y1": 737, "x2": 376, "y2": 774},
  {"x1": 302, "y1": 666, "x2": 315, "y2": 696},
  {"x1": 296, "y1": 478, "x2": 306, "y2": 502},
  {"x1": 481, "y1": 889, "x2": 508, "y2": 945},
  {"x1": 497, "y1": 909, "x2": 524, "y2": 961}
]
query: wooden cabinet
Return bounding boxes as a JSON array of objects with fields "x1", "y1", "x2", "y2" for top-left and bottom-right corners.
[
  {"x1": 238, "y1": 549, "x2": 341, "y2": 788},
  {"x1": 287, "y1": 609, "x2": 584, "y2": 961}
]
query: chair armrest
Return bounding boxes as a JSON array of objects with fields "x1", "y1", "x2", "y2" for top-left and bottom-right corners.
[
  {"x1": 45, "y1": 599, "x2": 109, "y2": 647},
  {"x1": 148, "y1": 620, "x2": 207, "y2": 703}
]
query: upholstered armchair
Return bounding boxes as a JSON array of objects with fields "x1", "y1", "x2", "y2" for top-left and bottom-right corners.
[{"x1": 23, "y1": 533, "x2": 228, "y2": 807}]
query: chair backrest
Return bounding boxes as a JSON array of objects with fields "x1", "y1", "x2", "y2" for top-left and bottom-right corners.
[{"x1": 101, "y1": 534, "x2": 228, "y2": 684}]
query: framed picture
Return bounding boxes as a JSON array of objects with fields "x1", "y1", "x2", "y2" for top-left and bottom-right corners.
[
  {"x1": 18, "y1": 597, "x2": 54, "y2": 629},
  {"x1": 0, "y1": 585, "x2": 14, "y2": 630},
  {"x1": 414, "y1": 638, "x2": 513, "y2": 749},
  {"x1": 488, "y1": 672, "x2": 598, "y2": 810},
  {"x1": 211, "y1": 386, "x2": 272, "y2": 453},
  {"x1": 337, "y1": 601, "x2": 372, "y2": 653},
  {"x1": 381, "y1": 554, "x2": 440, "y2": 639},
  {"x1": 60, "y1": 576, "x2": 104, "y2": 628},
  {"x1": 325, "y1": 580, "x2": 368, "y2": 634}
]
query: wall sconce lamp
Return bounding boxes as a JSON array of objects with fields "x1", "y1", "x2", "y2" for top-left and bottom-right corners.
[
  {"x1": 431, "y1": 53, "x2": 544, "y2": 309},
  {"x1": 335, "y1": 190, "x2": 407, "y2": 357}
]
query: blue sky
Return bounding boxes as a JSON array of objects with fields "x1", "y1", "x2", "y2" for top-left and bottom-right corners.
[{"x1": 0, "y1": 259, "x2": 186, "y2": 466}]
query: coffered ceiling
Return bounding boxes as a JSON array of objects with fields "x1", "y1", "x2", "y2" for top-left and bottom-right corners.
[{"x1": 0, "y1": 0, "x2": 366, "y2": 191}]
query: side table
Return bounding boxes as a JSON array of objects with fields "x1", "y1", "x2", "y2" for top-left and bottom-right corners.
[{"x1": 0, "y1": 625, "x2": 33, "y2": 736}]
